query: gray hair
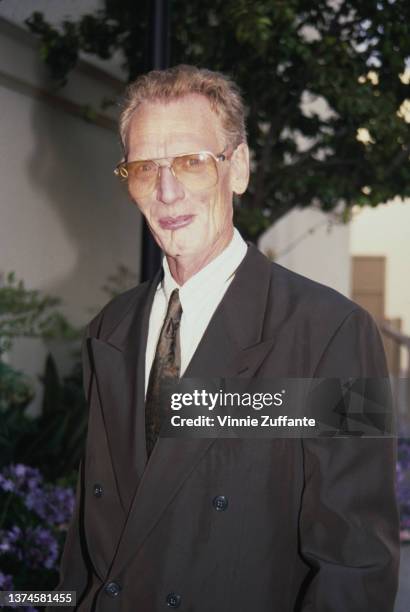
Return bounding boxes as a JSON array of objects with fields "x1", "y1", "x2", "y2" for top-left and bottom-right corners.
[{"x1": 119, "y1": 64, "x2": 247, "y2": 156}]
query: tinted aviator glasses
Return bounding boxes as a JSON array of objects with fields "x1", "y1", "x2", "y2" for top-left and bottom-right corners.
[{"x1": 114, "y1": 149, "x2": 230, "y2": 198}]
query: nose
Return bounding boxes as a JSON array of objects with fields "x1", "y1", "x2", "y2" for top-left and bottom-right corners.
[{"x1": 156, "y1": 166, "x2": 185, "y2": 205}]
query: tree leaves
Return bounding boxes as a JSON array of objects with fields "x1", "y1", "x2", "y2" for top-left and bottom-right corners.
[
  {"x1": 25, "y1": 0, "x2": 410, "y2": 238},
  {"x1": 0, "y1": 273, "x2": 79, "y2": 356}
]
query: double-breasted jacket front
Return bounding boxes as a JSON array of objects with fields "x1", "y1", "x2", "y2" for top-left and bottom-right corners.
[{"x1": 52, "y1": 245, "x2": 399, "y2": 612}]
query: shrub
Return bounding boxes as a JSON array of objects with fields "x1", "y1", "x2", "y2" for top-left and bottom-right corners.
[{"x1": 0, "y1": 463, "x2": 75, "y2": 610}]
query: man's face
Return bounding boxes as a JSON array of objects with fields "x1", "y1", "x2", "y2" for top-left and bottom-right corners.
[{"x1": 125, "y1": 94, "x2": 249, "y2": 263}]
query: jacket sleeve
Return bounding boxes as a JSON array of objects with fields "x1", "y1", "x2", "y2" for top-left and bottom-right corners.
[
  {"x1": 298, "y1": 308, "x2": 400, "y2": 611},
  {"x1": 47, "y1": 328, "x2": 93, "y2": 611}
]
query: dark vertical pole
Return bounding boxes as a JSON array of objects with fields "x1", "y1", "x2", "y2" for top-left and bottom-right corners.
[
  {"x1": 140, "y1": 0, "x2": 170, "y2": 282},
  {"x1": 151, "y1": 0, "x2": 170, "y2": 68}
]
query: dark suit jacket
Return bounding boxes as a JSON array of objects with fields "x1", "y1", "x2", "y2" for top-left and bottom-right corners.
[{"x1": 53, "y1": 244, "x2": 399, "y2": 612}]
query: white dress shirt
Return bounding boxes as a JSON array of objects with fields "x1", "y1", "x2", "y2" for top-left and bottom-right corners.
[{"x1": 145, "y1": 228, "x2": 248, "y2": 392}]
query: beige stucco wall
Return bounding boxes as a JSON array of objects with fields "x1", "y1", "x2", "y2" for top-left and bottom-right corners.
[
  {"x1": 350, "y1": 200, "x2": 410, "y2": 336},
  {"x1": 0, "y1": 17, "x2": 141, "y2": 411},
  {"x1": 258, "y1": 206, "x2": 351, "y2": 297}
]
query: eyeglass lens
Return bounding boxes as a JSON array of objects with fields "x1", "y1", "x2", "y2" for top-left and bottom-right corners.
[{"x1": 123, "y1": 152, "x2": 219, "y2": 197}]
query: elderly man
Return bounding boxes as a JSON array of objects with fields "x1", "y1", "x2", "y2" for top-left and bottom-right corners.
[{"x1": 54, "y1": 65, "x2": 399, "y2": 611}]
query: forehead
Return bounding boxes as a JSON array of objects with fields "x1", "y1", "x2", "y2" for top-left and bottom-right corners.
[{"x1": 126, "y1": 94, "x2": 225, "y2": 160}]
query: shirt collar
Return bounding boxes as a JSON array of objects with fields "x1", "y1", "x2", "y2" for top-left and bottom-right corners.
[{"x1": 161, "y1": 228, "x2": 248, "y2": 313}]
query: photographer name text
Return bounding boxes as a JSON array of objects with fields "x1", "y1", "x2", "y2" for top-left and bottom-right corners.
[{"x1": 170, "y1": 415, "x2": 316, "y2": 428}]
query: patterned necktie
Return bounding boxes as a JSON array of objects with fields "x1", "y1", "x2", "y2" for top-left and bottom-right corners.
[{"x1": 145, "y1": 288, "x2": 183, "y2": 458}]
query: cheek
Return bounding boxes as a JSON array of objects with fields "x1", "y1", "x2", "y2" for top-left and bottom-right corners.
[
  {"x1": 209, "y1": 188, "x2": 232, "y2": 226},
  {"x1": 194, "y1": 195, "x2": 221, "y2": 233}
]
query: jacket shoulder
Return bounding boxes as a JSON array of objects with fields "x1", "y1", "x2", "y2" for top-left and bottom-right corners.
[
  {"x1": 262, "y1": 257, "x2": 386, "y2": 376},
  {"x1": 268, "y1": 258, "x2": 362, "y2": 324},
  {"x1": 85, "y1": 280, "x2": 152, "y2": 338}
]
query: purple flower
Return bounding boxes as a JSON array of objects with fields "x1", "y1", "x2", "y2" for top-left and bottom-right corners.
[
  {"x1": 14, "y1": 465, "x2": 27, "y2": 478},
  {"x1": 0, "y1": 476, "x2": 15, "y2": 492},
  {"x1": 43, "y1": 486, "x2": 75, "y2": 526},
  {"x1": 0, "y1": 465, "x2": 43, "y2": 495},
  {"x1": 23, "y1": 526, "x2": 59, "y2": 570},
  {"x1": 0, "y1": 464, "x2": 75, "y2": 528},
  {"x1": 397, "y1": 438, "x2": 410, "y2": 530},
  {"x1": 24, "y1": 488, "x2": 47, "y2": 518},
  {"x1": 0, "y1": 525, "x2": 59, "y2": 570},
  {"x1": 24, "y1": 484, "x2": 75, "y2": 526},
  {"x1": 0, "y1": 526, "x2": 22, "y2": 554},
  {"x1": 0, "y1": 570, "x2": 13, "y2": 590}
]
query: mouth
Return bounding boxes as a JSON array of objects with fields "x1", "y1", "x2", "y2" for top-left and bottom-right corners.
[{"x1": 158, "y1": 215, "x2": 195, "y2": 230}]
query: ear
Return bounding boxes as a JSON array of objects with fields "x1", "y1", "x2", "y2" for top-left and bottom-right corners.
[{"x1": 230, "y1": 142, "x2": 250, "y2": 195}]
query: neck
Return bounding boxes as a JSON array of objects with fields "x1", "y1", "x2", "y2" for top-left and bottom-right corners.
[{"x1": 166, "y1": 228, "x2": 234, "y2": 285}]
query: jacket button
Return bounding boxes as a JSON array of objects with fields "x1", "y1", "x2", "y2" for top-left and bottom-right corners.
[
  {"x1": 213, "y1": 495, "x2": 228, "y2": 511},
  {"x1": 166, "y1": 592, "x2": 181, "y2": 608},
  {"x1": 93, "y1": 483, "x2": 103, "y2": 498},
  {"x1": 104, "y1": 581, "x2": 121, "y2": 597}
]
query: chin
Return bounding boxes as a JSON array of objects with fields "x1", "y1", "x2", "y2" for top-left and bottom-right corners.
[
  {"x1": 163, "y1": 240, "x2": 203, "y2": 259},
  {"x1": 155, "y1": 228, "x2": 200, "y2": 256}
]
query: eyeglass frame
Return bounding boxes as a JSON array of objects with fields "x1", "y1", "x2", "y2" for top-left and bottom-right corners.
[{"x1": 113, "y1": 148, "x2": 233, "y2": 195}]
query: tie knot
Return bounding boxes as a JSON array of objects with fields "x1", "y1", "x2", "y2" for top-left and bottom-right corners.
[
  {"x1": 167, "y1": 288, "x2": 182, "y2": 318},
  {"x1": 165, "y1": 289, "x2": 182, "y2": 336}
]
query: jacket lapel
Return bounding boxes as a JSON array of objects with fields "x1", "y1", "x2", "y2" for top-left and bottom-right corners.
[
  {"x1": 183, "y1": 244, "x2": 275, "y2": 379},
  {"x1": 108, "y1": 244, "x2": 276, "y2": 578},
  {"x1": 89, "y1": 270, "x2": 160, "y2": 514}
]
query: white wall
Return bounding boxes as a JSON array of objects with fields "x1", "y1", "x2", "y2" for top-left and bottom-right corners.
[
  {"x1": 350, "y1": 200, "x2": 410, "y2": 336},
  {"x1": 0, "y1": 0, "x2": 102, "y2": 23},
  {"x1": 0, "y1": 17, "x2": 141, "y2": 410},
  {"x1": 258, "y1": 206, "x2": 351, "y2": 297}
]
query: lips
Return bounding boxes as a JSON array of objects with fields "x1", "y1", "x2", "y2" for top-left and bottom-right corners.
[{"x1": 158, "y1": 215, "x2": 195, "y2": 230}]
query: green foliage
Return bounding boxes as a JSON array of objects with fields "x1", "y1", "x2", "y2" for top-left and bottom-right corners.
[
  {"x1": 25, "y1": 1, "x2": 410, "y2": 237},
  {"x1": 27, "y1": 354, "x2": 88, "y2": 480},
  {"x1": 0, "y1": 272, "x2": 80, "y2": 357},
  {"x1": 0, "y1": 274, "x2": 87, "y2": 480},
  {"x1": 0, "y1": 363, "x2": 37, "y2": 468},
  {"x1": 0, "y1": 362, "x2": 34, "y2": 413},
  {"x1": 0, "y1": 355, "x2": 87, "y2": 482}
]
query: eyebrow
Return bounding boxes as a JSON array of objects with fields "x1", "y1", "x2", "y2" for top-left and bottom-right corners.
[{"x1": 127, "y1": 135, "x2": 217, "y2": 159}]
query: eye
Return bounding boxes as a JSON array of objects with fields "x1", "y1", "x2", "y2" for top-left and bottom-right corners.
[
  {"x1": 187, "y1": 157, "x2": 201, "y2": 167},
  {"x1": 128, "y1": 160, "x2": 157, "y2": 178},
  {"x1": 139, "y1": 161, "x2": 156, "y2": 174},
  {"x1": 177, "y1": 154, "x2": 207, "y2": 172}
]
